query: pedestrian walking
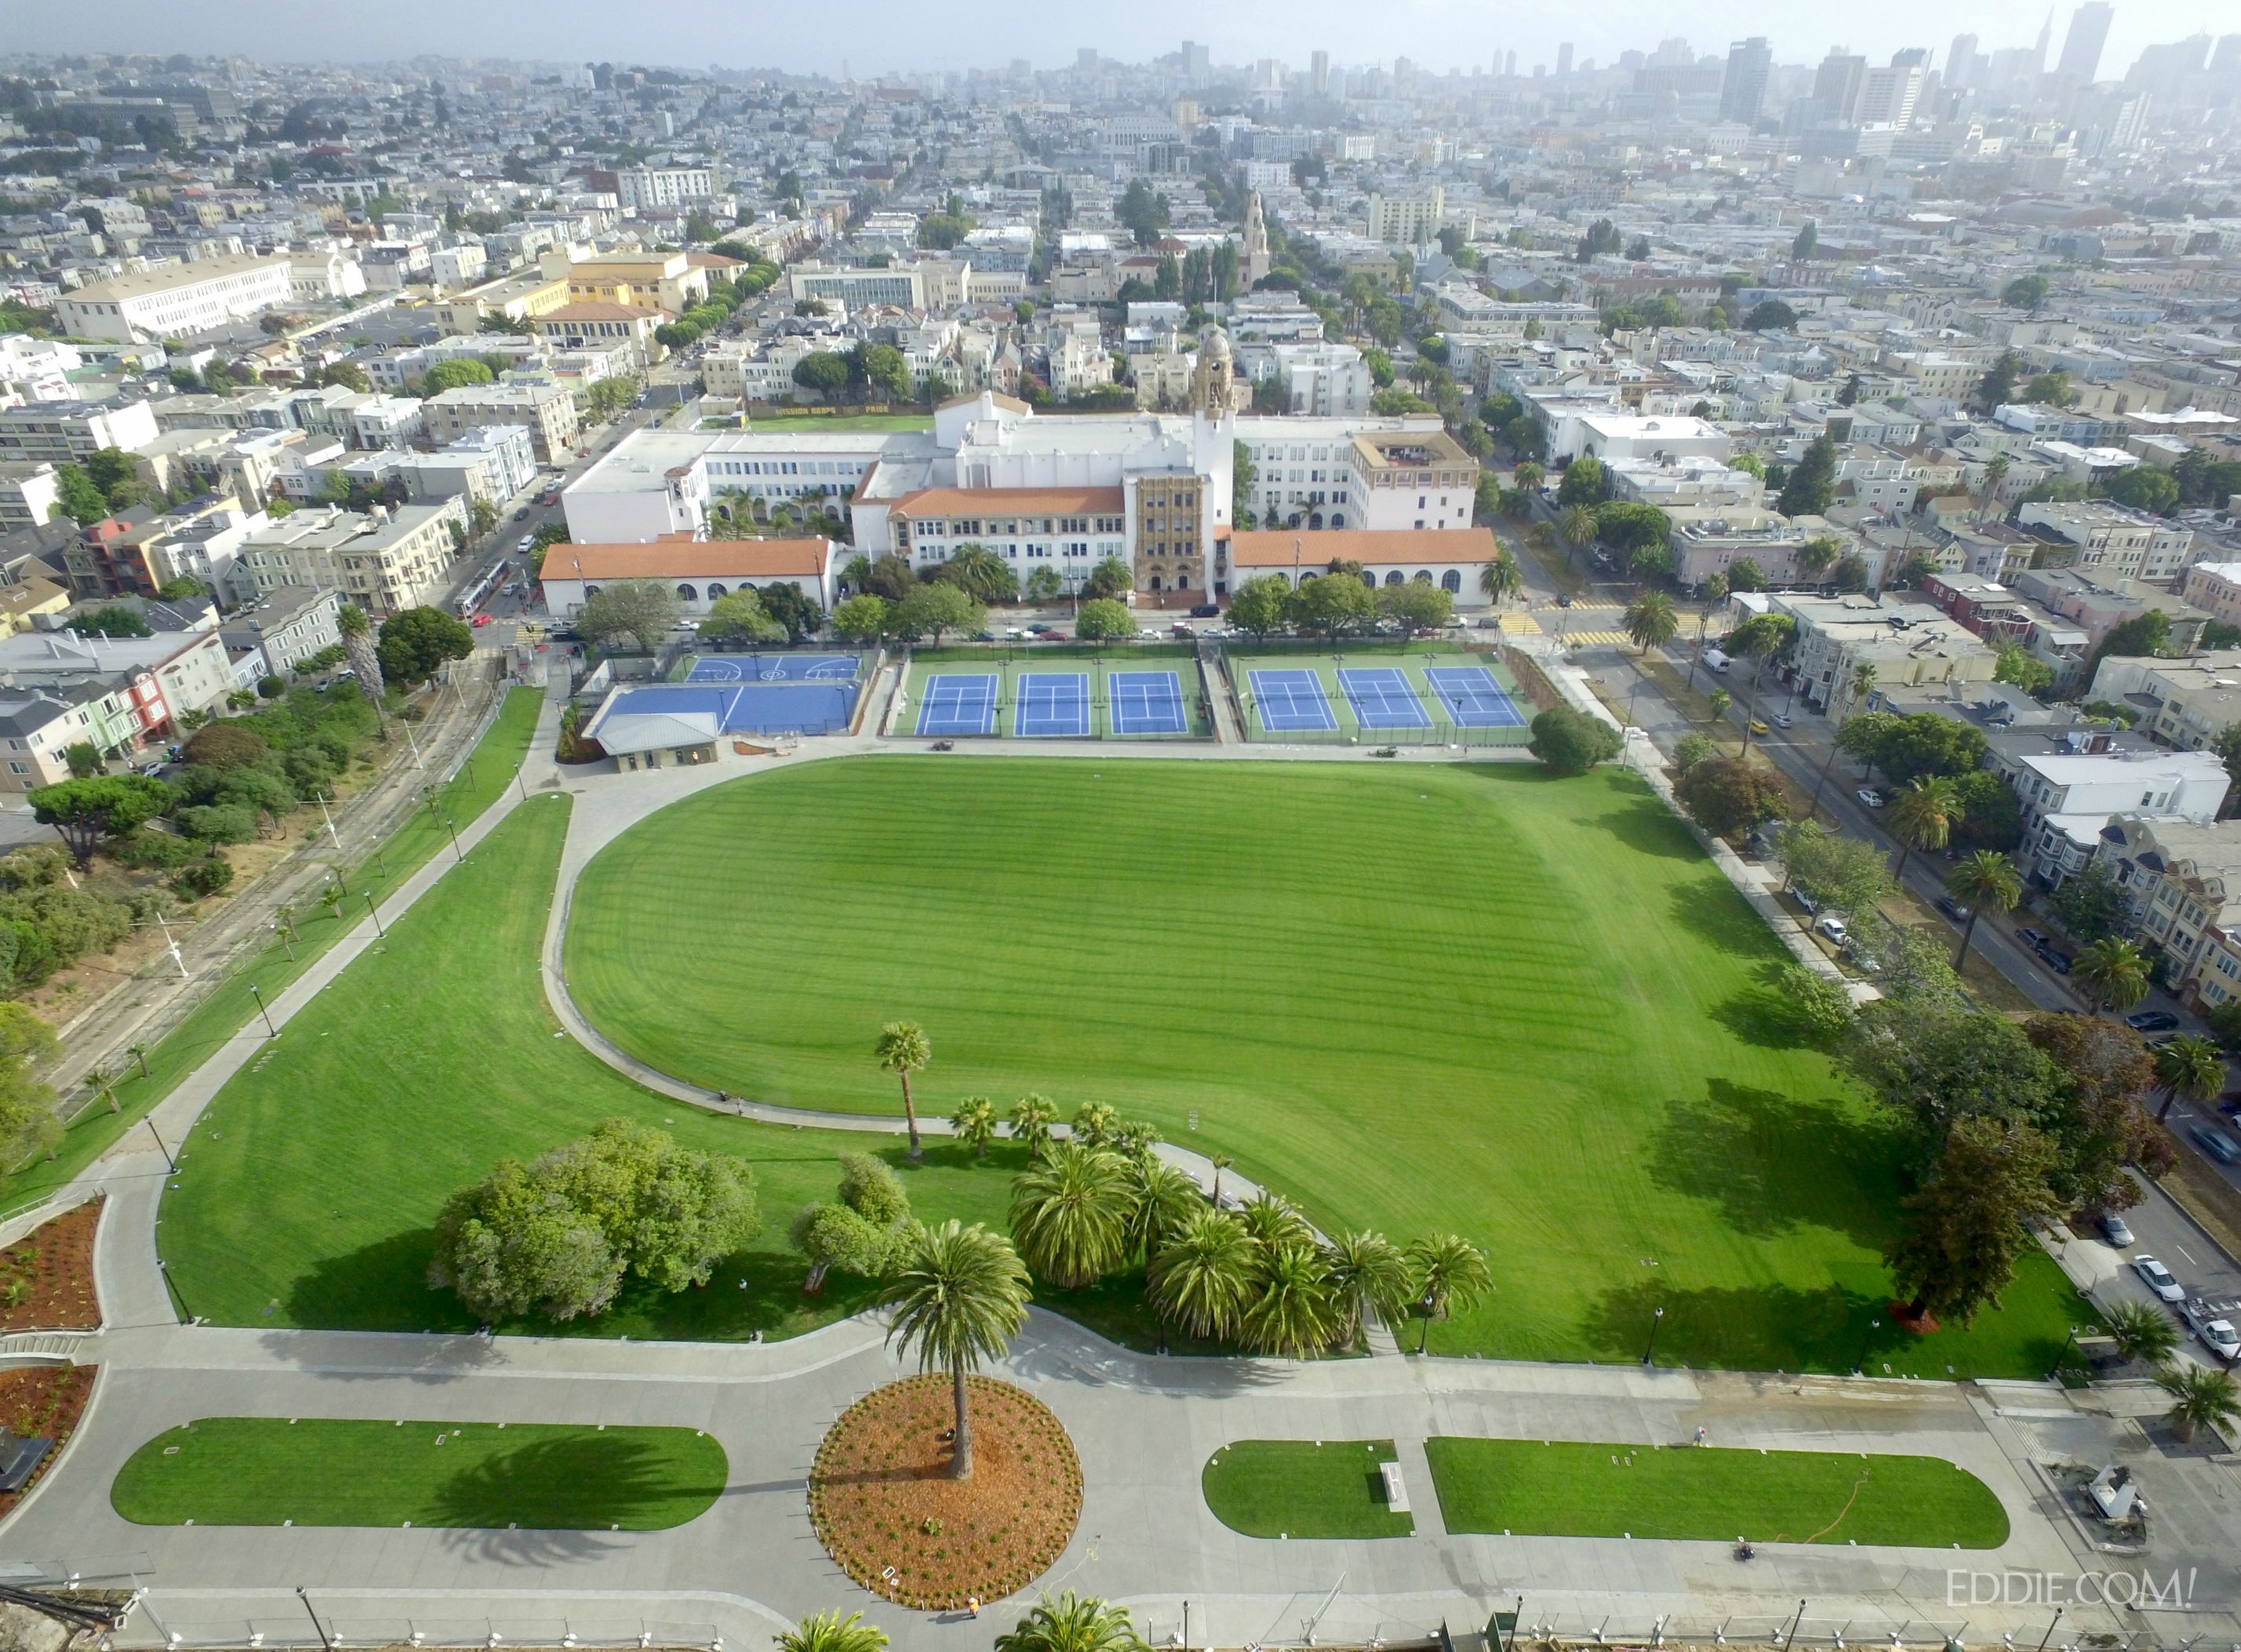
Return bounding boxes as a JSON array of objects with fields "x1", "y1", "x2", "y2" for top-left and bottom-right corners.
[
  {"x1": 967, "y1": 1598, "x2": 981, "y2": 1620},
  {"x1": 1694, "y1": 1424, "x2": 1707, "y2": 1447}
]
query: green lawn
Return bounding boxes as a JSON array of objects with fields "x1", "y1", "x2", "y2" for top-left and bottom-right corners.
[
  {"x1": 1425, "y1": 1438, "x2": 2010, "y2": 1548},
  {"x1": 157, "y1": 793, "x2": 1018, "y2": 1339},
  {"x1": 1, "y1": 689, "x2": 546, "y2": 1217},
  {"x1": 562, "y1": 757, "x2": 2082, "y2": 1377},
  {"x1": 1202, "y1": 1441, "x2": 1414, "y2": 1538},
  {"x1": 113, "y1": 1417, "x2": 726, "y2": 1529}
]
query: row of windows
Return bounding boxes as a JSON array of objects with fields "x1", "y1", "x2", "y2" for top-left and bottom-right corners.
[{"x1": 711, "y1": 460, "x2": 868, "y2": 478}]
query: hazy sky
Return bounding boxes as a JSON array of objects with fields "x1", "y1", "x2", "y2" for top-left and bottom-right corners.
[{"x1": 3, "y1": 0, "x2": 2232, "y2": 85}]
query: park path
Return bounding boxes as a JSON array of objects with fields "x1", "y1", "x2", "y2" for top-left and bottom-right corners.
[{"x1": 0, "y1": 722, "x2": 2216, "y2": 1652}]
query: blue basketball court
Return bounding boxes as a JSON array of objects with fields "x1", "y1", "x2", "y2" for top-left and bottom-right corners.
[
  {"x1": 1249, "y1": 668, "x2": 1339, "y2": 732},
  {"x1": 1016, "y1": 672, "x2": 1091, "y2": 738},
  {"x1": 916, "y1": 673, "x2": 999, "y2": 737},
  {"x1": 1109, "y1": 670, "x2": 1188, "y2": 736},
  {"x1": 1338, "y1": 666, "x2": 1432, "y2": 729},
  {"x1": 1425, "y1": 665, "x2": 1528, "y2": 728},
  {"x1": 689, "y1": 653, "x2": 858, "y2": 683}
]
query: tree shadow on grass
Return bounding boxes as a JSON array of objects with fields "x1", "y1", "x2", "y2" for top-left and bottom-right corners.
[
  {"x1": 1665, "y1": 876, "x2": 1780, "y2": 958},
  {"x1": 281, "y1": 1228, "x2": 480, "y2": 1341},
  {"x1": 1584, "y1": 1276, "x2": 1892, "y2": 1375},
  {"x1": 1711, "y1": 976, "x2": 1826, "y2": 1051},
  {"x1": 1645, "y1": 1079, "x2": 1900, "y2": 1247},
  {"x1": 428, "y1": 1432, "x2": 725, "y2": 1535},
  {"x1": 1585, "y1": 795, "x2": 1701, "y2": 861}
]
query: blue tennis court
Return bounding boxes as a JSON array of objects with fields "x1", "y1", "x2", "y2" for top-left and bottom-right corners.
[
  {"x1": 689, "y1": 653, "x2": 858, "y2": 683},
  {"x1": 1016, "y1": 672, "x2": 1091, "y2": 738},
  {"x1": 1110, "y1": 670, "x2": 1187, "y2": 735},
  {"x1": 1425, "y1": 665, "x2": 1527, "y2": 728},
  {"x1": 1249, "y1": 668, "x2": 1339, "y2": 732},
  {"x1": 1338, "y1": 666, "x2": 1432, "y2": 729},
  {"x1": 916, "y1": 673, "x2": 998, "y2": 737},
  {"x1": 588, "y1": 681, "x2": 860, "y2": 737}
]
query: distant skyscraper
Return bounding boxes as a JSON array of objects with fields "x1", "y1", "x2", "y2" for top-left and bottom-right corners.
[
  {"x1": 2211, "y1": 35, "x2": 2241, "y2": 76},
  {"x1": 1719, "y1": 36, "x2": 1773, "y2": 123},
  {"x1": 1506, "y1": 50, "x2": 1518, "y2": 77},
  {"x1": 2057, "y1": 2, "x2": 2114, "y2": 83},
  {"x1": 1557, "y1": 42, "x2": 1575, "y2": 78},
  {"x1": 1180, "y1": 40, "x2": 1211, "y2": 82},
  {"x1": 1857, "y1": 55, "x2": 1927, "y2": 124},
  {"x1": 1311, "y1": 49, "x2": 1330, "y2": 94},
  {"x1": 1814, "y1": 49, "x2": 1869, "y2": 120},
  {"x1": 1947, "y1": 33, "x2": 1982, "y2": 87}
]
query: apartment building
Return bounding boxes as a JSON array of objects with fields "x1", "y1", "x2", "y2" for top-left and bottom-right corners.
[
  {"x1": 1773, "y1": 593, "x2": 2001, "y2": 712},
  {"x1": 54, "y1": 253, "x2": 295, "y2": 342},
  {"x1": 787, "y1": 263, "x2": 930, "y2": 310},
  {"x1": 0, "y1": 462, "x2": 59, "y2": 531},
  {"x1": 1994, "y1": 742, "x2": 2226, "y2": 883},
  {"x1": 1365, "y1": 189, "x2": 1447, "y2": 245},
  {"x1": 217, "y1": 584, "x2": 344, "y2": 681},
  {"x1": 545, "y1": 249, "x2": 709, "y2": 317},
  {"x1": 237, "y1": 500, "x2": 468, "y2": 615},
  {"x1": 2087, "y1": 651, "x2": 2241, "y2": 753},
  {"x1": 2181, "y1": 561, "x2": 2241, "y2": 628},
  {"x1": 420, "y1": 382, "x2": 578, "y2": 464},
  {"x1": 2098, "y1": 816, "x2": 2241, "y2": 998},
  {"x1": 433, "y1": 269, "x2": 572, "y2": 337},
  {"x1": 2019, "y1": 499, "x2": 2199, "y2": 584},
  {"x1": 0, "y1": 335, "x2": 83, "y2": 405},
  {"x1": 0, "y1": 397, "x2": 160, "y2": 465},
  {"x1": 0, "y1": 625, "x2": 234, "y2": 776},
  {"x1": 609, "y1": 167, "x2": 715, "y2": 213},
  {"x1": 534, "y1": 302, "x2": 664, "y2": 372}
]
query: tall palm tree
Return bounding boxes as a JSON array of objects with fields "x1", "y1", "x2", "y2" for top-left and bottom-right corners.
[
  {"x1": 337, "y1": 605, "x2": 386, "y2": 733},
  {"x1": 951, "y1": 1096, "x2": 999, "y2": 1159},
  {"x1": 878, "y1": 1220, "x2": 1031, "y2": 1480},
  {"x1": 2073, "y1": 937, "x2": 2151, "y2": 1019},
  {"x1": 1478, "y1": 551, "x2": 1524, "y2": 607},
  {"x1": 1558, "y1": 504, "x2": 1598, "y2": 566},
  {"x1": 776, "y1": 1614, "x2": 889, "y2": 1652},
  {"x1": 2154, "y1": 1033, "x2": 2225, "y2": 1122},
  {"x1": 1146, "y1": 1208, "x2": 1260, "y2": 1339},
  {"x1": 1235, "y1": 1191, "x2": 1314, "y2": 1256},
  {"x1": 1886, "y1": 776, "x2": 1959, "y2": 882},
  {"x1": 994, "y1": 1593, "x2": 1148, "y2": 1652},
  {"x1": 1071, "y1": 1101, "x2": 1117, "y2": 1149},
  {"x1": 82, "y1": 1063, "x2": 121, "y2": 1115},
  {"x1": 1128, "y1": 1156, "x2": 1203, "y2": 1261},
  {"x1": 1979, "y1": 454, "x2": 2010, "y2": 521},
  {"x1": 1209, "y1": 1152, "x2": 1234, "y2": 1206},
  {"x1": 2103, "y1": 1299, "x2": 2180, "y2": 1368},
  {"x1": 1686, "y1": 573, "x2": 1729, "y2": 687},
  {"x1": 1322, "y1": 1229, "x2": 1413, "y2": 1347},
  {"x1": 1512, "y1": 461, "x2": 1545, "y2": 493},
  {"x1": 1009, "y1": 1093, "x2": 1058, "y2": 1156},
  {"x1": 1623, "y1": 591, "x2": 1678, "y2": 654},
  {"x1": 1240, "y1": 1243, "x2": 1342, "y2": 1358},
  {"x1": 2157, "y1": 1362, "x2": 2241, "y2": 1443},
  {"x1": 126, "y1": 1042, "x2": 151, "y2": 1080},
  {"x1": 1946, "y1": 850, "x2": 2023, "y2": 969},
  {"x1": 875, "y1": 1021, "x2": 930, "y2": 1159},
  {"x1": 1843, "y1": 661, "x2": 1876, "y2": 721},
  {"x1": 1407, "y1": 1233, "x2": 1493, "y2": 1354},
  {"x1": 1008, "y1": 1141, "x2": 1133, "y2": 1288}
]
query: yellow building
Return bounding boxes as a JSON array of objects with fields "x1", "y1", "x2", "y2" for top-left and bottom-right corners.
[
  {"x1": 541, "y1": 249, "x2": 709, "y2": 317},
  {"x1": 434, "y1": 270, "x2": 571, "y2": 338}
]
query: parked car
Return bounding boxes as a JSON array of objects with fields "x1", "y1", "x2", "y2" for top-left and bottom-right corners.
[
  {"x1": 471, "y1": 614, "x2": 493, "y2": 628},
  {"x1": 930, "y1": 740, "x2": 955, "y2": 752},
  {"x1": 2036, "y1": 943, "x2": 2074, "y2": 976},
  {"x1": 1842, "y1": 940, "x2": 1881, "y2": 974},
  {"x1": 2182, "y1": 1297, "x2": 2241, "y2": 1361},
  {"x1": 516, "y1": 535, "x2": 534, "y2": 552},
  {"x1": 2133, "y1": 1254, "x2": 2187, "y2": 1302},
  {"x1": 1190, "y1": 603, "x2": 1219, "y2": 618},
  {"x1": 1171, "y1": 623, "x2": 1196, "y2": 638},
  {"x1": 1935, "y1": 896, "x2": 1971, "y2": 924},
  {"x1": 535, "y1": 489, "x2": 560, "y2": 506},
  {"x1": 1792, "y1": 887, "x2": 1821, "y2": 915},
  {"x1": 2015, "y1": 925, "x2": 2048, "y2": 949},
  {"x1": 2190, "y1": 1125, "x2": 2241, "y2": 1166},
  {"x1": 1139, "y1": 628, "x2": 1161, "y2": 639},
  {"x1": 1772, "y1": 711, "x2": 1794, "y2": 728},
  {"x1": 512, "y1": 507, "x2": 531, "y2": 522},
  {"x1": 1856, "y1": 787, "x2": 1885, "y2": 808},
  {"x1": 1815, "y1": 915, "x2": 1849, "y2": 945},
  {"x1": 2100, "y1": 1213, "x2": 2135, "y2": 1247},
  {"x1": 2127, "y1": 1010, "x2": 2182, "y2": 1033}
]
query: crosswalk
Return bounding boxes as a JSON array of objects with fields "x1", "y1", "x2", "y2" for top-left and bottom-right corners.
[{"x1": 1497, "y1": 608, "x2": 1629, "y2": 649}]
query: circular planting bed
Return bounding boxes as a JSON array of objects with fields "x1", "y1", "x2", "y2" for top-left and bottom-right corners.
[{"x1": 809, "y1": 1375, "x2": 1081, "y2": 1610}]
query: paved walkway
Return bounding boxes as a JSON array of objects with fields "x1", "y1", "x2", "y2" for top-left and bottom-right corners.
[{"x1": 5, "y1": 713, "x2": 2235, "y2": 1651}]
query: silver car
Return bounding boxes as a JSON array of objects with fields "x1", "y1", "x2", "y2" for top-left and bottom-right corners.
[{"x1": 2133, "y1": 1254, "x2": 2185, "y2": 1303}]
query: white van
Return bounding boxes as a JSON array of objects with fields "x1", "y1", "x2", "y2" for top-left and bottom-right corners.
[{"x1": 1703, "y1": 647, "x2": 1733, "y2": 673}]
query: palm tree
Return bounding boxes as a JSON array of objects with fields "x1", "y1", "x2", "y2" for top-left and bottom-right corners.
[
  {"x1": 1008, "y1": 1141, "x2": 1134, "y2": 1288},
  {"x1": 1843, "y1": 661, "x2": 1876, "y2": 721},
  {"x1": 273, "y1": 903, "x2": 299, "y2": 959},
  {"x1": 1209, "y1": 1152, "x2": 1234, "y2": 1206},
  {"x1": 1407, "y1": 1233, "x2": 1493, "y2": 1353},
  {"x1": 1512, "y1": 461, "x2": 1545, "y2": 493},
  {"x1": 1686, "y1": 573, "x2": 1729, "y2": 687},
  {"x1": 2103, "y1": 1299, "x2": 2181, "y2": 1368},
  {"x1": 994, "y1": 1593, "x2": 1148, "y2": 1652},
  {"x1": 82, "y1": 1063, "x2": 121, "y2": 1115},
  {"x1": 875, "y1": 1021, "x2": 930, "y2": 1159},
  {"x1": 1623, "y1": 591, "x2": 1678, "y2": 654},
  {"x1": 1322, "y1": 1229, "x2": 1413, "y2": 1347},
  {"x1": 1240, "y1": 1244, "x2": 1343, "y2": 1358},
  {"x1": 337, "y1": 605, "x2": 386, "y2": 732},
  {"x1": 1235, "y1": 1191, "x2": 1314, "y2": 1255},
  {"x1": 1478, "y1": 551, "x2": 1524, "y2": 607},
  {"x1": 1886, "y1": 776, "x2": 1959, "y2": 882},
  {"x1": 2154, "y1": 1033, "x2": 2225, "y2": 1122},
  {"x1": 2073, "y1": 937, "x2": 2151, "y2": 1019},
  {"x1": 126, "y1": 1042, "x2": 150, "y2": 1080},
  {"x1": 776, "y1": 1614, "x2": 889, "y2": 1652},
  {"x1": 2157, "y1": 1362, "x2": 2241, "y2": 1443},
  {"x1": 878, "y1": 1219, "x2": 1031, "y2": 1480},
  {"x1": 1009, "y1": 1093, "x2": 1058, "y2": 1156},
  {"x1": 1146, "y1": 1208, "x2": 1260, "y2": 1339},
  {"x1": 1946, "y1": 850, "x2": 2023, "y2": 969},
  {"x1": 1525, "y1": 522, "x2": 1557, "y2": 558},
  {"x1": 1128, "y1": 1157, "x2": 1203, "y2": 1261},
  {"x1": 1979, "y1": 454, "x2": 2010, "y2": 521},
  {"x1": 951, "y1": 1096, "x2": 999, "y2": 1159},
  {"x1": 1707, "y1": 687, "x2": 1732, "y2": 731},
  {"x1": 1071, "y1": 1101, "x2": 1117, "y2": 1149},
  {"x1": 1558, "y1": 504, "x2": 1598, "y2": 566}
]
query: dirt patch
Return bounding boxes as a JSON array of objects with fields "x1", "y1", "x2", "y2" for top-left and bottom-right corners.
[
  {"x1": 0, "y1": 1197, "x2": 101, "y2": 1330},
  {"x1": 809, "y1": 1375, "x2": 1081, "y2": 1611},
  {"x1": 0, "y1": 1363, "x2": 97, "y2": 1517}
]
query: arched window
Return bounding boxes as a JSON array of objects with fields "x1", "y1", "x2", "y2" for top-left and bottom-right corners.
[
  {"x1": 1359, "y1": 570, "x2": 1377, "y2": 588},
  {"x1": 1308, "y1": 511, "x2": 1324, "y2": 529},
  {"x1": 584, "y1": 585, "x2": 601, "y2": 599},
  {"x1": 1441, "y1": 569, "x2": 1462, "y2": 593},
  {"x1": 706, "y1": 583, "x2": 726, "y2": 599},
  {"x1": 1330, "y1": 513, "x2": 1346, "y2": 529},
  {"x1": 1176, "y1": 573, "x2": 1190, "y2": 588},
  {"x1": 677, "y1": 583, "x2": 698, "y2": 601},
  {"x1": 1384, "y1": 570, "x2": 1404, "y2": 587},
  {"x1": 1413, "y1": 570, "x2": 1433, "y2": 584}
]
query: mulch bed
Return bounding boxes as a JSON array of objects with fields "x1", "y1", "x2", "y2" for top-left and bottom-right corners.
[
  {"x1": 809, "y1": 1375, "x2": 1081, "y2": 1611},
  {"x1": 0, "y1": 1362, "x2": 97, "y2": 1517},
  {"x1": 0, "y1": 1196, "x2": 102, "y2": 1331}
]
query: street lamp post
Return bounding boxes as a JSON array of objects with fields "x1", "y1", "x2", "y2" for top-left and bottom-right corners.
[
  {"x1": 2034, "y1": 1608, "x2": 2063, "y2": 1652},
  {"x1": 297, "y1": 1589, "x2": 335, "y2": 1652},
  {"x1": 444, "y1": 817, "x2": 463, "y2": 863},
  {"x1": 145, "y1": 1116, "x2": 177, "y2": 1174},
  {"x1": 158, "y1": 1258, "x2": 193, "y2": 1324},
  {"x1": 365, "y1": 892, "x2": 385, "y2": 939},
  {"x1": 248, "y1": 983, "x2": 277, "y2": 1039},
  {"x1": 1641, "y1": 1304, "x2": 1664, "y2": 1366}
]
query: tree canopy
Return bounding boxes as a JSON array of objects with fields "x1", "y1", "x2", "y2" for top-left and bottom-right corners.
[{"x1": 376, "y1": 606, "x2": 474, "y2": 685}]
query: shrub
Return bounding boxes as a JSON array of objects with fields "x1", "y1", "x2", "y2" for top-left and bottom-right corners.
[
  {"x1": 1674, "y1": 754, "x2": 1783, "y2": 839},
  {"x1": 170, "y1": 853, "x2": 235, "y2": 899},
  {"x1": 257, "y1": 675, "x2": 287, "y2": 698},
  {"x1": 1671, "y1": 731, "x2": 1716, "y2": 775},
  {"x1": 1528, "y1": 706, "x2": 1623, "y2": 775},
  {"x1": 174, "y1": 804, "x2": 259, "y2": 845},
  {"x1": 183, "y1": 722, "x2": 273, "y2": 772},
  {"x1": 112, "y1": 830, "x2": 196, "y2": 872}
]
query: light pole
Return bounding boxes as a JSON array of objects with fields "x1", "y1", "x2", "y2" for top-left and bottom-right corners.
[
  {"x1": 2034, "y1": 1608, "x2": 2063, "y2": 1652},
  {"x1": 1641, "y1": 1304, "x2": 1664, "y2": 1366},
  {"x1": 297, "y1": 1589, "x2": 334, "y2": 1652},
  {"x1": 145, "y1": 1115, "x2": 177, "y2": 1174},
  {"x1": 158, "y1": 1258, "x2": 193, "y2": 1324},
  {"x1": 364, "y1": 892, "x2": 385, "y2": 938},
  {"x1": 444, "y1": 817, "x2": 463, "y2": 863},
  {"x1": 248, "y1": 983, "x2": 277, "y2": 1039}
]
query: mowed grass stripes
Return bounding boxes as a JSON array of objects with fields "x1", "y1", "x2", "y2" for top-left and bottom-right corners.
[{"x1": 563, "y1": 757, "x2": 2081, "y2": 1377}]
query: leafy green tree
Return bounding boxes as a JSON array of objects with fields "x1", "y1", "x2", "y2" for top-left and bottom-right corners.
[
  {"x1": 1022, "y1": 566, "x2": 1063, "y2": 603},
  {"x1": 1792, "y1": 221, "x2": 1819, "y2": 260},
  {"x1": 1528, "y1": 706, "x2": 1623, "y2": 775},
  {"x1": 791, "y1": 351, "x2": 852, "y2": 401},
  {"x1": 419, "y1": 358, "x2": 497, "y2": 394},
  {"x1": 1286, "y1": 572, "x2": 1378, "y2": 639},
  {"x1": 930, "y1": 545, "x2": 1018, "y2": 605},
  {"x1": 776, "y1": 1612, "x2": 889, "y2": 1652},
  {"x1": 1082, "y1": 556, "x2": 1132, "y2": 602},
  {"x1": 578, "y1": 581, "x2": 682, "y2": 654},
  {"x1": 2103, "y1": 1299, "x2": 2180, "y2": 1368},
  {"x1": 28, "y1": 775, "x2": 170, "y2": 867},
  {"x1": 51, "y1": 463, "x2": 111, "y2": 525},
  {"x1": 790, "y1": 1152, "x2": 914, "y2": 1281},
  {"x1": 1777, "y1": 820, "x2": 1894, "y2": 918},
  {"x1": 2001, "y1": 274, "x2": 2049, "y2": 311},
  {"x1": 1009, "y1": 1141, "x2": 1133, "y2": 1288},
  {"x1": 1946, "y1": 851, "x2": 2023, "y2": 970},
  {"x1": 1743, "y1": 299, "x2": 1798, "y2": 331},
  {"x1": 875, "y1": 1020, "x2": 931, "y2": 1157},
  {"x1": 830, "y1": 594, "x2": 893, "y2": 644},
  {"x1": 1377, "y1": 581, "x2": 1453, "y2": 632},
  {"x1": 1777, "y1": 964, "x2": 1856, "y2": 1040},
  {"x1": 879, "y1": 1220, "x2": 1032, "y2": 1479},
  {"x1": 756, "y1": 582, "x2": 823, "y2": 643},
  {"x1": 1074, "y1": 598, "x2": 1134, "y2": 641},
  {"x1": 700, "y1": 589, "x2": 785, "y2": 647},
  {"x1": 2107, "y1": 466, "x2": 2180, "y2": 515},
  {"x1": 951, "y1": 1096, "x2": 999, "y2": 1159},
  {"x1": 61, "y1": 742, "x2": 101, "y2": 779},
  {"x1": 1777, "y1": 435, "x2": 1837, "y2": 517},
  {"x1": 1405, "y1": 1233, "x2": 1492, "y2": 1353},
  {"x1": 1594, "y1": 502, "x2": 1671, "y2": 567},
  {"x1": 1993, "y1": 643, "x2": 2056, "y2": 695},
  {"x1": 1887, "y1": 1116, "x2": 2061, "y2": 1328},
  {"x1": 1556, "y1": 456, "x2": 1607, "y2": 508},
  {"x1": 994, "y1": 1593, "x2": 1147, "y2": 1652},
  {"x1": 2157, "y1": 1363, "x2": 2241, "y2": 1443},
  {"x1": 1674, "y1": 756, "x2": 1780, "y2": 839},
  {"x1": 1227, "y1": 576, "x2": 1292, "y2": 640},
  {"x1": 376, "y1": 606, "x2": 474, "y2": 685},
  {"x1": 893, "y1": 582, "x2": 983, "y2": 644},
  {"x1": 1671, "y1": 731, "x2": 1716, "y2": 774},
  {"x1": 1008, "y1": 1093, "x2": 1059, "y2": 1155},
  {"x1": 2074, "y1": 936, "x2": 2150, "y2": 1018},
  {"x1": 0, "y1": 1003, "x2": 60, "y2": 1166}
]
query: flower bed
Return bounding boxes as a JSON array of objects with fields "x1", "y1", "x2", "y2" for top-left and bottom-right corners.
[
  {"x1": 0, "y1": 1362, "x2": 97, "y2": 1516},
  {"x1": 0, "y1": 1196, "x2": 102, "y2": 1330},
  {"x1": 808, "y1": 1375, "x2": 1081, "y2": 1610}
]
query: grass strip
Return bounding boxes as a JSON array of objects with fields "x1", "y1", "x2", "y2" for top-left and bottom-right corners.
[{"x1": 1201, "y1": 1440, "x2": 1414, "y2": 1538}]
